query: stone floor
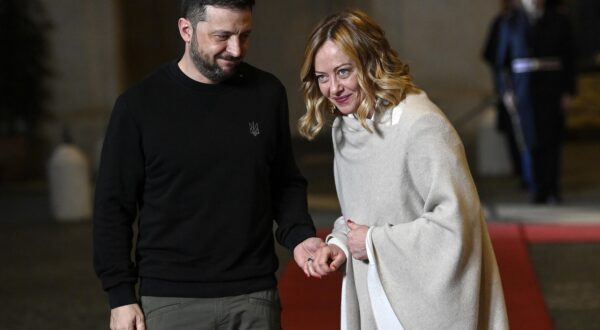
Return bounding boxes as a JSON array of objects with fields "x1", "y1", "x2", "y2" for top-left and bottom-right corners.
[{"x1": 1, "y1": 135, "x2": 599, "y2": 329}]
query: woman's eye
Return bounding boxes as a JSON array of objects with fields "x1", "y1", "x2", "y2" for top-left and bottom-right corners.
[
  {"x1": 316, "y1": 75, "x2": 328, "y2": 83},
  {"x1": 338, "y1": 69, "x2": 350, "y2": 78}
]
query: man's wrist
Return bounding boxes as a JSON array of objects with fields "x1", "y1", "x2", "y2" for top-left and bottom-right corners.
[
  {"x1": 108, "y1": 283, "x2": 138, "y2": 309},
  {"x1": 286, "y1": 225, "x2": 317, "y2": 251}
]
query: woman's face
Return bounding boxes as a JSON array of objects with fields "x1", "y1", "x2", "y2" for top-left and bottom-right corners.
[{"x1": 314, "y1": 40, "x2": 363, "y2": 115}]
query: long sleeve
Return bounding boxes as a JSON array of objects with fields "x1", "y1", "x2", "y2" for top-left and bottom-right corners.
[
  {"x1": 483, "y1": 15, "x2": 502, "y2": 67},
  {"x1": 369, "y1": 113, "x2": 501, "y2": 329},
  {"x1": 494, "y1": 16, "x2": 512, "y2": 97},
  {"x1": 93, "y1": 95, "x2": 145, "y2": 308},
  {"x1": 325, "y1": 216, "x2": 350, "y2": 258},
  {"x1": 271, "y1": 87, "x2": 316, "y2": 251},
  {"x1": 93, "y1": 62, "x2": 318, "y2": 307}
]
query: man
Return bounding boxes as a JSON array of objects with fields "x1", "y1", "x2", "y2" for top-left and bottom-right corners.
[
  {"x1": 495, "y1": 0, "x2": 576, "y2": 204},
  {"x1": 93, "y1": 1, "x2": 322, "y2": 329}
]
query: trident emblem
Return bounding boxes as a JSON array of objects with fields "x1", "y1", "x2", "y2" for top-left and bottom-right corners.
[{"x1": 249, "y1": 122, "x2": 260, "y2": 137}]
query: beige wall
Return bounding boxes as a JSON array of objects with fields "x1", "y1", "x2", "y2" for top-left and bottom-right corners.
[
  {"x1": 372, "y1": 0, "x2": 498, "y2": 120},
  {"x1": 42, "y1": 0, "x2": 121, "y2": 114}
]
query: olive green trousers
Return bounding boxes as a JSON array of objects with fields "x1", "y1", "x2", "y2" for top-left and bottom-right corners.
[{"x1": 141, "y1": 289, "x2": 281, "y2": 330}]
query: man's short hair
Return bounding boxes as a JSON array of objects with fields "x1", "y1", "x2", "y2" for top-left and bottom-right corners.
[{"x1": 181, "y1": 0, "x2": 255, "y2": 27}]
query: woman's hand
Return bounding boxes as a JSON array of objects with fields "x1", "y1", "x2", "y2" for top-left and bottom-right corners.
[
  {"x1": 306, "y1": 244, "x2": 347, "y2": 278},
  {"x1": 347, "y1": 219, "x2": 369, "y2": 261}
]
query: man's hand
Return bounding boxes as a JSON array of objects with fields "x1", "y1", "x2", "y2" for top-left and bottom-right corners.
[
  {"x1": 293, "y1": 237, "x2": 325, "y2": 277},
  {"x1": 347, "y1": 220, "x2": 369, "y2": 261},
  {"x1": 110, "y1": 303, "x2": 145, "y2": 330}
]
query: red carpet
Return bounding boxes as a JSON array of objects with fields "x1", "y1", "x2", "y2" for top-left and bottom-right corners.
[
  {"x1": 487, "y1": 223, "x2": 553, "y2": 330},
  {"x1": 522, "y1": 223, "x2": 600, "y2": 243},
  {"x1": 279, "y1": 224, "x2": 600, "y2": 329},
  {"x1": 278, "y1": 229, "x2": 341, "y2": 330}
]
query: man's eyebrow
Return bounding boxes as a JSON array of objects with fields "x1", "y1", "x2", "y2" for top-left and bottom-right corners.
[{"x1": 211, "y1": 28, "x2": 252, "y2": 35}]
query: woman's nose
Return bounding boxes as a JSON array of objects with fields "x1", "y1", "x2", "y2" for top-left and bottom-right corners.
[{"x1": 330, "y1": 78, "x2": 342, "y2": 94}]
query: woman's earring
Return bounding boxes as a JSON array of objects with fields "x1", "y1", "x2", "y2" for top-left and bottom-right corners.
[{"x1": 330, "y1": 104, "x2": 337, "y2": 114}]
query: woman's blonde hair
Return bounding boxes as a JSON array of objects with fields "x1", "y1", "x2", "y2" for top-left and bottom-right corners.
[{"x1": 298, "y1": 9, "x2": 419, "y2": 139}]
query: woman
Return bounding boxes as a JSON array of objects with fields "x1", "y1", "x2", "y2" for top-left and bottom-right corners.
[{"x1": 298, "y1": 10, "x2": 508, "y2": 330}]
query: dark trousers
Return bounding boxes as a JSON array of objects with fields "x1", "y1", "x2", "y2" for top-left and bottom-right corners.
[
  {"x1": 141, "y1": 289, "x2": 281, "y2": 330},
  {"x1": 496, "y1": 102, "x2": 523, "y2": 179},
  {"x1": 532, "y1": 142, "x2": 562, "y2": 201}
]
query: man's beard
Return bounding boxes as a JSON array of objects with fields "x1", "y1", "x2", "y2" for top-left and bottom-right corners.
[{"x1": 190, "y1": 35, "x2": 239, "y2": 83}]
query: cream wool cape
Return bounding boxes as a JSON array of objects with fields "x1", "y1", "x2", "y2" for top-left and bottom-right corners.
[{"x1": 327, "y1": 92, "x2": 508, "y2": 329}]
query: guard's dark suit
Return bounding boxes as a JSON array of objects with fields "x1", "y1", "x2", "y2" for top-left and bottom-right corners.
[
  {"x1": 483, "y1": 12, "x2": 523, "y2": 182},
  {"x1": 495, "y1": 8, "x2": 576, "y2": 203}
]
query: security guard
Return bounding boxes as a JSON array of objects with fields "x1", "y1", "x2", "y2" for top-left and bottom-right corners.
[{"x1": 495, "y1": 0, "x2": 576, "y2": 204}]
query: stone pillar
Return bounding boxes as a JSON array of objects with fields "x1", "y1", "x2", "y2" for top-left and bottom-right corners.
[{"x1": 39, "y1": 0, "x2": 121, "y2": 164}]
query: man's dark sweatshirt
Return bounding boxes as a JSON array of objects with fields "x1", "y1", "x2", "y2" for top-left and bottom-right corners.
[{"x1": 93, "y1": 61, "x2": 316, "y2": 308}]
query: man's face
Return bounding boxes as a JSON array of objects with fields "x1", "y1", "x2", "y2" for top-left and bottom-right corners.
[
  {"x1": 521, "y1": 0, "x2": 545, "y2": 14},
  {"x1": 189, "y1": 6, "x2": 252, "y2": 83}
]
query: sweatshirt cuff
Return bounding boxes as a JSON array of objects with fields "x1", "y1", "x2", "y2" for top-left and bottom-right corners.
[
  {"x1": 108, "y1": 283, "x2": 138, "y2": 308},
  {"x1": 326, "y1": 236, "x2": 349, "y2": 260},
  {"x1": 286, "y1": 224, "x2": 317, "y2": 251}
]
